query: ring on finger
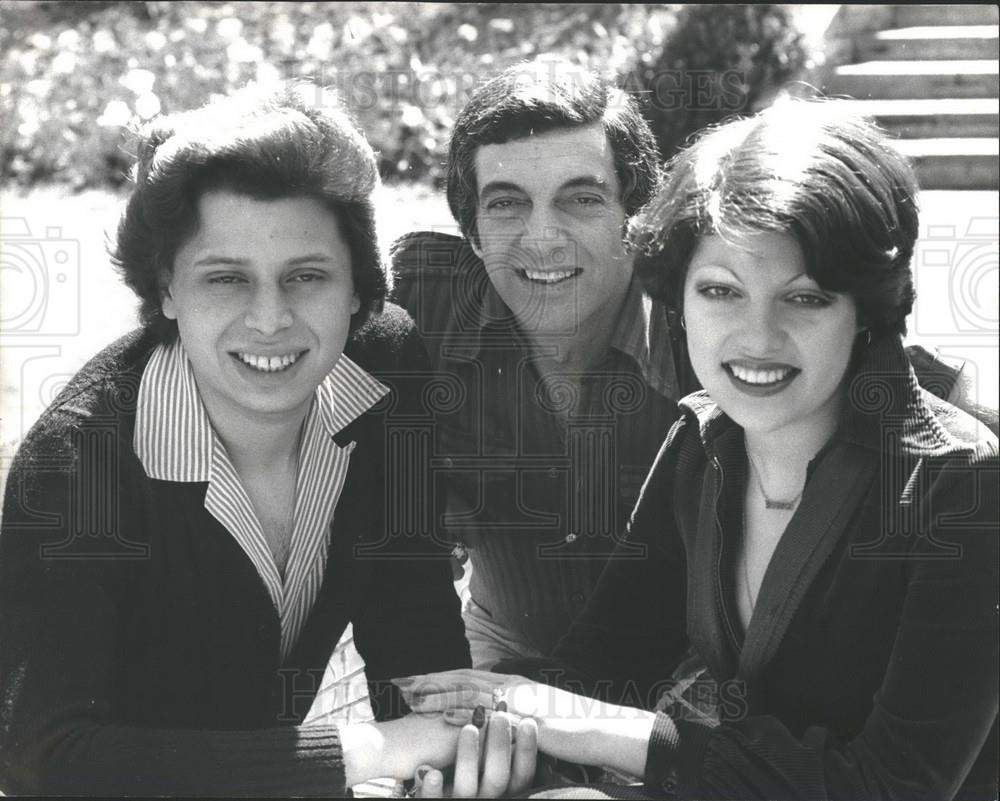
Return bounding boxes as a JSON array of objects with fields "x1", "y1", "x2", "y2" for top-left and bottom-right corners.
[{"x1": 491, "y1": 686, "x2": 507, "y2": 713}]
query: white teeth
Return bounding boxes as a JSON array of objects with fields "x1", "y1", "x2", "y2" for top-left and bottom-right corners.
[
  {"x1": 730, "y1": 364, "x2": 792, "y2": 385},
  {"x1": 237, "y1": 352, "x2": 300, "y2": 372},
  {"x1": 524, "y1": 270, "x2": 576, "y2": 283}
]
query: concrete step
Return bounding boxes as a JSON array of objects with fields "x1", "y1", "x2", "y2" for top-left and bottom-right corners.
[
  {"x1": 857, "y1": 25, "x2": 999, "y2": 61},
  {"x1": 826, "y1": 60, "x2": 999, "y2": 100},
  {"x1": 891, "y1": 138, "x2": 999, "y2": 189},
  {"x1": 912, "y1": 155, "x2": 998, "y2": 190},
  {"x1": 836, "y1": 98, "x2": 999, "y2": 138},
  {"x1": 892, "y1": 4, "x2": 999, "y2": 28}
]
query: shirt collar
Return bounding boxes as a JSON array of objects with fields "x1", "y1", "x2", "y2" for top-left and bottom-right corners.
[
  {"x1": 134, "y1": 339, "x2": 389, "y2": 481},
  {"x1": 459, "y1": 275, "x2": 678, "y2": 399}
]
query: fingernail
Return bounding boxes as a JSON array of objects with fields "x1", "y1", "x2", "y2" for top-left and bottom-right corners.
[
  {"x1": 472, "y1": 705, "x2": 486, "y2": 728},
  {"x1": 415, "y1": 766, "x2": 429, "y2": 782}
]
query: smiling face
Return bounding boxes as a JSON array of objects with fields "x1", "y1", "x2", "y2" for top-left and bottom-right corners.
[
  {"x1": 682, "y1": 232, "x2": 861, "y2": 438},
  {"x1": 471, "y1": 124, "x2": 633, "y2": 339},
  {"x1": 161, "y1": 191, "x2": 360, "y2": 427}
]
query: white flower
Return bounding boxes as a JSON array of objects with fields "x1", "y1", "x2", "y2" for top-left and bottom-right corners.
[
  {"x1": 51, "y1": 51, "x2": 76, "y2": 75},
  {"x1": 56, "y1": 29, "x2": 80, "y2": 49},
  {"x1": 120, "y1": 68, "x2": 156, "y2": 95},
  {"x1": 216, "y1": 17, "x2": 243, "y2": 40},
  {"x1": 25, "y1": 79, "x2": 50, "y2": 98},
  {"x1": 227, "y1": 39, "x2": 262, "y2": 63},
  {"x1": 135, "y1": 92, "x2": 161, "y2": 120},
  {"x1": 344, "y1": 16, "x2": 373, "y2": 43},
  {"x1": 92, "y1": 29, "x2": 116, "y2": 53},
  {"x1": 96, "y1": 99, "x2": 132, "y2": 128},
  {"x1": 457, "y1": 24, "x2": 478, "y2": 42},
  {"x1": 400, "y1": 104, "x2": 425, "y2": 128},
  {"x1": 306, "y1": 22, "x2": 335, "y2": 60},
  {"x1": 145, "y1": 31, "x2": 167, "y2": 50}
]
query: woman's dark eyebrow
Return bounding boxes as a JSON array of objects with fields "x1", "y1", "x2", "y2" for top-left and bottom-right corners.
[{"x1": 286, "y1": 254, "x2": 334, "y2": 265}]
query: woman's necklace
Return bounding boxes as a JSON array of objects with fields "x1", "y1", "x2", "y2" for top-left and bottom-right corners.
[
  {"x1": 741, "y1": 519, "x2": 757, "y2": 614},
  {"x1": 748, "y1": 461, "x2": 803, "y2": 511}
]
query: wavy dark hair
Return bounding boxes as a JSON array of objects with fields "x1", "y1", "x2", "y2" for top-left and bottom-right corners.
[
  {"x1": 630, "y1": 98, "x2": 920, "y2": 340},
  {"x1": 446, "y1": 58, "x2": 661, "y2": 248},
  {"x1": 112, "y1": 81, "x2": 389, "y2": 343}
]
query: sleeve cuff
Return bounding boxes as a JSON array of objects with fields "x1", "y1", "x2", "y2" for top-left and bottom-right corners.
[
  {"x1": 645, "y1": 714, "x2": 718, "y2": 796},
  {"x1": 672, "y1": 717, "x2": 717, "y2": 796},
  {"x1": 644, "y1": 711, "x2": 680, "y2": 793}
]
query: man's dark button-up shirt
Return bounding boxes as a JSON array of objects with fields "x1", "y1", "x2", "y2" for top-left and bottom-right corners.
[{"x1": 392, "y1": 231, "x2": 683, "y2": 654}]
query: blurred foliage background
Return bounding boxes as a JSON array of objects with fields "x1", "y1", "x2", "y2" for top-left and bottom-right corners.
[{"x1": 0, "y1": 2, "x2": 811, "y2": 190}]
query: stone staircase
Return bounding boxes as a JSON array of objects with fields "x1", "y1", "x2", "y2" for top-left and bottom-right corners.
[{"x1": 819, "y1": 4, "x2": 999, "y2": 189}]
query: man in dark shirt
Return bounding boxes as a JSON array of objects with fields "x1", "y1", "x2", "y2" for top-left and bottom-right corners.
[{"x1": 392, "y1": 59, "x2": 689, "y2": 667}]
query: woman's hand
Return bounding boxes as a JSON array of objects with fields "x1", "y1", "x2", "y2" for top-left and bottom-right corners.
[
  {"x1": 411, "y1": 712, "x2": 538, "y2": 797},
  {"x1": 342, "y1": 713, "x2": 460, "y2": 786},
  {"x1": 393, "y1": 669, "x2": 656, "y2": 777}
]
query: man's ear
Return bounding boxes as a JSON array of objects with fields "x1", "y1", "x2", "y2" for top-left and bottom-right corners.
[{"x1": 161, "y1": 282, "x2": 177, "y2": 320}]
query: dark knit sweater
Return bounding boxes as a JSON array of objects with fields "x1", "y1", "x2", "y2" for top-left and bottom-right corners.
[{"x1": 0, "y1": 304, "x2": 471, "y2": 796}]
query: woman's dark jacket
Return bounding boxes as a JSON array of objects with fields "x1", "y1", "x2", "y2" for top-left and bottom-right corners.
[{"x1": 507, "y1": 335, "x2": 998, "y2": 800}]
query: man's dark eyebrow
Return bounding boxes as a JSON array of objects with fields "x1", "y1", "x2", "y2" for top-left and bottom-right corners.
[
  {"x1": 191, "y1": 254, "x2": 333, "y2": 267},
  {"x1": 479, "y1": 176, "x2": 614, "y2": 198},
  {"x1": 192, "y1": 255, "x2": 247, "y2": 268},
  {"x1": 479, "y1": 180, "x2": 526, "y2": 197},
  {"x1": 560, "y1": 176, "x2": 613, "y2": 192}
]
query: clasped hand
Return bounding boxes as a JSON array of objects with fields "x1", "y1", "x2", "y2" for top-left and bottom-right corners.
[
  {"x1": 407, "y1": 707, "x2": 538, "y2": 798},
  {"x1": 395, "y1": 669, "x2": 609, "y2": 768},
  {"x1": 395, "y1": 669, "x2": 658, "y2": 782}
]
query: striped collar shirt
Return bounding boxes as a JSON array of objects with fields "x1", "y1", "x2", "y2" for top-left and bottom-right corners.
[{"x1": 133, "y1": 339, "x2": 389, "y2": 662}]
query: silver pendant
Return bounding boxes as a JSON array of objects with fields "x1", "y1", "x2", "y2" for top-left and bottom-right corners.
[{"x1": 764, "y1": 498, "x2": 797, "y2": 511}]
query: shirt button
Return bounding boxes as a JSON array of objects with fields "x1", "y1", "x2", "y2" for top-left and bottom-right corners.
[
  {"x1": 570, "y1": 592, "x2": 586, "y2": 606},
  {"x1": 547, "y1": 468, "x2": 558, "y2": 479},
  {"x1": 442, "y1": 457, "x2": 454, "y2": 468},
  {"x1": 565, "y1": 532, "x2": 578, "y2": 543}
]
